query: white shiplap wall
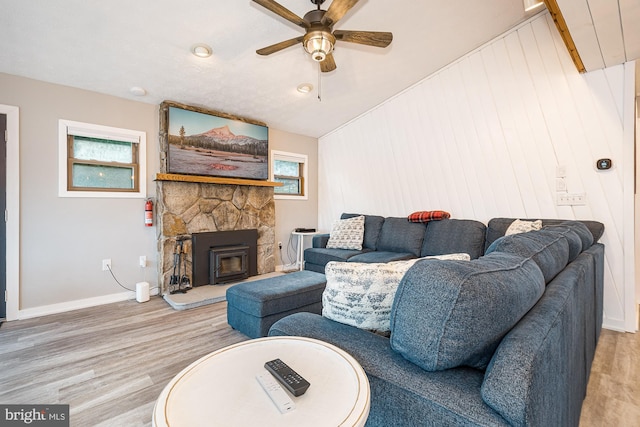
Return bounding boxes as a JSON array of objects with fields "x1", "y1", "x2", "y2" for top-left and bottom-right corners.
[{"x1": 318, "y1": 13, "x2": 636, "y2": 331}]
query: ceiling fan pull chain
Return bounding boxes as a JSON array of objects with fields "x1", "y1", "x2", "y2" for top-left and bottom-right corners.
[{"x1": 318, "y1": 62, "x2": 322, "y2": 102}]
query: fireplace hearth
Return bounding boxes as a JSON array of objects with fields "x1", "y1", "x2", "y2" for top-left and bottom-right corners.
[{"x1": 192, "y1": 229, "x2": 258, "y2": 286}]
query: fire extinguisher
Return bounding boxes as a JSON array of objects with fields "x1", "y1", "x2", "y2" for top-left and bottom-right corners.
[{"x1": 145, "y1": 199, "x2": 153, "y2": 227}]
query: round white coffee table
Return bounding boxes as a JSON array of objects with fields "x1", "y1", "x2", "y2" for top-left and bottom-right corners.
[{"x1": 153, "y1": 336, "x2": 370, "y2": 427}]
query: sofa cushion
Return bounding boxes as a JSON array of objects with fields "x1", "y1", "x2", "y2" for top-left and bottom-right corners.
[
  {"x1": 485, "y1": 229, "x2": 570, "y2": 283},
  {"x1": 421, "y1": 219, "x2": 487, "y2": 260},
  {"x1": 505, "y1": 219, "x2": 542, "y2": 235},
  {"x1": 347, "y1": 251, "x2": 416, "y2": 264},
  {"x1": 311, "y1": 233, "x2": 330, "y2": 248},
  {"x1": 485, "y1": 218, "x2": 604, "y2": 250},
  {"x1": 303, "y1": 247, "x2": 366, "y2": 266},
  {"x1": 542, "y1": 225, "x2": 583, "y2": 261},
  {"x1": 376, "y1": 217, "x2": 426, "y2": 257},
  {"x1": 326, "y1": 215, "x2": 365, "y2": 250},
  {"x1": 323, "y1": 254, "x2": 471, "y2": 334},
  {"x1": 341, "y1": 213, "x2": 385, "y2": 250},
  {"x1": 268, "y1": 312, "x2": 509, "y2": 427},
  {"x1": 559, "y1": 220, "x2": 594, "y2": 249},
  {"x1": 390, "y1": 252, "x2": 545, "y2": 371}
]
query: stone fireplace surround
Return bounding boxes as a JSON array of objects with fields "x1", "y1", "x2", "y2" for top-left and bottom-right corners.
[{"x1": 156, "y1": 177, "x2": 276, "y2": 294}]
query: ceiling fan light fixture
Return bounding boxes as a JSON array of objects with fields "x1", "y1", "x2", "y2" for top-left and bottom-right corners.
[{"x1": 304, "y1": 31, "x2": 335, "y2": 62}]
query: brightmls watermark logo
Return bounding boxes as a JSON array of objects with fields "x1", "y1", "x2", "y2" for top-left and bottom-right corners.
[{"x1": 1, "y1": 405, "x2": 69, "y2": 426}]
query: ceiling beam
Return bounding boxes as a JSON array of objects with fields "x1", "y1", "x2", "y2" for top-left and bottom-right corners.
[{"x1": 543, "y1": 0, "x2": 586, "y2": 73}]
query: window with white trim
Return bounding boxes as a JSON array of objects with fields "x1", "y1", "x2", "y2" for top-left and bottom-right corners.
[
  {"x1": 271, "y1": 150, "x2": 308, "y2": 200},
  {"x1": 59, "y1": 119, "x2": 146, "y2": 198}
]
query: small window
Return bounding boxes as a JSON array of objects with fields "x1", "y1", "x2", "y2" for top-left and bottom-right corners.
[
  {"x1": 59, "y1": 120, "x2": 146, "y2": 198},
  {"x1": 271, "y1": 150, "x2": 308, "y2": 200}
]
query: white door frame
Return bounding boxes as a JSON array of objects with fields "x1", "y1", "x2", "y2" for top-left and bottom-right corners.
[
  {"x1": 1, "y1": 104, "x2": 19, "y2": 321},
  {"x1": 634, "y1": 89, "x2": 640, "y2": 331}
]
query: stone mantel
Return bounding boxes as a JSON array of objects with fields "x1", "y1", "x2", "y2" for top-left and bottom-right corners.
[{"x1": 156, "y1": 173, "x2": 282, "y2": 188}]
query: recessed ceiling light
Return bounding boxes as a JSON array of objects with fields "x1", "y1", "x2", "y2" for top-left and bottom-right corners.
[
  {"x1": 297, "y1": 83, "x2": 313, "y2": 94},
  {"x1": 523, "y1": 0, "x2": 544, "y2": 12},
  {"x1": 191, "y1": 44, "x2": 212, "y2": 58},
  {"x1": 130, "y1": 86, "x2": 147, "y2": 96}
]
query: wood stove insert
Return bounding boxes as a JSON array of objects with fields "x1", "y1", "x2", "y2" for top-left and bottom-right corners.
[{"x1": 192, "y1": 229, "x2": 258, "y2": 286}]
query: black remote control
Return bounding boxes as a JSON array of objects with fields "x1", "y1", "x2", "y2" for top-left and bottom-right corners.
[{"x1": 264, "y1": 359, "x2": 311, "y2": 397}]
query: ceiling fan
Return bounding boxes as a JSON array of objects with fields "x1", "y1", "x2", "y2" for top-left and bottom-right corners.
[{"x1": 253, "y1": 0, "x2": 393, "y2": 72}]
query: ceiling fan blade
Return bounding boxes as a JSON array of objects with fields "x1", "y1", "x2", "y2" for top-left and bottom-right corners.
[
  {"x1": 333, "y1": 30, "x2": 393, "y2": 48},
  {"x1": 321, "y1": 0, "x2": 360, "y2": 26},
  {"x1": 256, "y1": 36, "x2": 304, "y2": 55},
  {"x1": 320, "y1": 53, "x2": 337, "y2": 72},
  {"x1": 252, "y1": 0, "x2": 310, "y2": 29}
]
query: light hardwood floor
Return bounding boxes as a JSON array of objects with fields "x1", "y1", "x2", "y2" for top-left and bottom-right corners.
[
  {"x1": 580, "y1": 327, "x2": 640, "y2": 426},
  {"x1": 1, "y1": 297, "x2": 638, "y2": 426},
  {"x1": 0, "y1": 297, "x2": 247, "y2": 426}
]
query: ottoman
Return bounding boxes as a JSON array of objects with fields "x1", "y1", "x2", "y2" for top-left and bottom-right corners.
[{"x1": 226, "y1": 270, "x2": 327, "y2": 338}]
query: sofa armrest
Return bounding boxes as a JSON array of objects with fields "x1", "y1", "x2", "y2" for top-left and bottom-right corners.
[
  {"x1": 312, "y1": 233, "x2": 330, "y2": 248},
  {"x1": 481, "y1": 250, "x2": 600, "y2": 426}
]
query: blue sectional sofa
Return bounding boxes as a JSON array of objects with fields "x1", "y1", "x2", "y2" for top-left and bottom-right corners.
[
  {"x1": 270, "y1": 217, "x2": 605, "y2": 426},
  {"x1": 304, "y1": 213, "x2": 488, "y2": 273}
]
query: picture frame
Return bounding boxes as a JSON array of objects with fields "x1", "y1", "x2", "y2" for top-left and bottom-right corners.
[{"x1": 160, "y1": 101, "x2": 269, "y2": 180}]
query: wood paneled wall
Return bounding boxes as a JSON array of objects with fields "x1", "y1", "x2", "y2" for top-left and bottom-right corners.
[{"x1": 318, "y1": 13, "x2": 635, "y2": 331}]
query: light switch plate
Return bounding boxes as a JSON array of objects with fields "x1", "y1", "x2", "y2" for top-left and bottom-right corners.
[{"x1": 557, "y1": 193, "x2": 586, "y2": 206}]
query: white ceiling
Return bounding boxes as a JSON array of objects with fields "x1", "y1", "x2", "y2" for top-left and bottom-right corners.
[
  {"x1": 556, "y1": 0, "x2": 640, "y2": 72},
  {"x1": 1, "y1": 1, "x2": 637, "y2": 138},
  {"x1": 553, "y1": 0, "x2": 640, "y2": 97},
  {"x1": 0, "y1": 0, "x2": 540, "y2": 138}
]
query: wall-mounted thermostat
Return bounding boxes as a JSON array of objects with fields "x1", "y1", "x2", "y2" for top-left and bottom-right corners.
[{"x1": 596, "y1": 158, "x2": 612, "y2": 170}]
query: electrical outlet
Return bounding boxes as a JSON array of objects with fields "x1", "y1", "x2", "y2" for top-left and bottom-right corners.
[
  {"x1": 139, "y1": 256, "x2": 147, "y2": 268},
  {"x1": 102, "y1": 259, "x2": 112, "y2": 271}
]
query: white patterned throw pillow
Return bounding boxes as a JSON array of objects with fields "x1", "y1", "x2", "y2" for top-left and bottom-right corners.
[
  {"x1": 322, "y1": 253, "x2": 471, "y2": 334},
  {"x1": 326, "y1": 215, "x2": 365, "y2": 250},
  {"x1": 505, "y1": 219, "x2": 542, "y2": 236}
]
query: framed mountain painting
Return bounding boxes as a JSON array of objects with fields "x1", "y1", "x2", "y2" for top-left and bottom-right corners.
[{"x1": 162, "y1": 101, "x2": 268, "y2": 180}]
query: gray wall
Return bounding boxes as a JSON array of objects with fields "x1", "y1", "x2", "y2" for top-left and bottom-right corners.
[
  {"x1": 269, "y1": 128, "x2": 318, "y2": 268},
  {"x1": 0, "y1": 72, "x2": 317, "y2": 316}
]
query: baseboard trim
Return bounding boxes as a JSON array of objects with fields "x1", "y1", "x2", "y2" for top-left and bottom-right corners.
[
  {"x1": 17, "y1": 288, "x2": 160, "y2": 320},
  {"x1": 602, "y1": 318, "x2": 628, "y2": 333}
]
